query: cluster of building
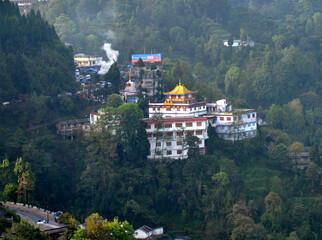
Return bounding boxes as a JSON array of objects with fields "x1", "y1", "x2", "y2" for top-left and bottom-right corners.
[
  {"x1": 60, "y1": 52, "x2": 259, "y2": 160},
  {"x1": 144, "y1": 80, "x2": 257, "y2": 159},
  {"x1": 121, "y1": 54, "x2": 162, "y2": 103}
]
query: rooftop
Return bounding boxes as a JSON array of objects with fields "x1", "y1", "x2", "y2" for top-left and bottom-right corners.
[
  {"x1": 138, "y1": 225, "x2": 153, "y2": 233},
  {"x1": 164, "y1": 80, "x2": 197, "y2": 96}
]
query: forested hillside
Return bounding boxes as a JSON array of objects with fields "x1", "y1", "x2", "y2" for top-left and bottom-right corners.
[
  {"x1": 0, "y1": 0, "x2": 76, "y2": 102},
  {"x1": 0, "y1": 0, "x2": 321, "y2": 239}
]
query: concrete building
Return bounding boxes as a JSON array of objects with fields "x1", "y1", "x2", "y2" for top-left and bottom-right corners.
[
  {"x1": 289, "y1": 152, "x2": 310, "y2": 169},
  {"x1": 134, "y1": 225, "x2": 163, "y2": 239},
  {"x1": 134, "y1": 226, "x2": 153, "y2": 239},
  {"x1": 74, "y1": 53, "x2": 103, "y2": 67},
  {"x1": 56, "y1": 119, "x2": 90, "y2": 139},
  {"x1": 144, "y1": 80, "x2": 209, "y2": 160},
  {"x1": 10, "y1": 0, "x2": 32, "y2": 15},
  {"x1": 206, "y1": 100, "x2": 257, "y2": 141}
]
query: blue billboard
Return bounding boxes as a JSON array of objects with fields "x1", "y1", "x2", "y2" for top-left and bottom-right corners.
[{"x1": 131, "y1": 54, "x2": 162, "y2": 63}]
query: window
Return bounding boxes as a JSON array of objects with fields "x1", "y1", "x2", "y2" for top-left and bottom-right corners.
[
  {"x1": 187, "y1": 131, "x2": 194, "y2": 136},
  {"x1": 227, "y1": 117, "x2": 231, "y2": 121},
  {"x1": 196, "y1": 130, "x2": 203, "y2": 135},
  {"x1": 166, "y1": 142, "x2": 171, "y2": 146},
  {"x1": 146, "y1": 124, "x2": 151, "y2": 129},
  {"x1": 252, "y1": 113, "x2": 255, "y2": 118},
  {"x1": 248, "y1": 114, "x2": 250, "y2": 118},
  {"x1": 167, "y1": 150, "x2": 172, "y2": 155},
  {"x1": 177, "y1": 141, "x2": 182, "y2": 146},
  {"x1": 177, "y1": 131, "x2": 183, "y2": 137},
  {"x1": 156, "y1": 151, "x2": 161, "y2": 156},
  {"x1": 198, "y1": 140, "x2": 202, "y2": 144},
  {"x1": 220, "y1": 117, "x2": 224, "y2": 121},
  {"x1": 166, "y1": 107, "x2": 171, "y2": 111},
  {"x1": 148, "y1": 133, "x2": 152, "y2": 138},
  {"x1": 165, "y1": 123, "x2": 172, "y2": 128},
  {"x1": 186, "y1": 122, "x2": 193, "y2": 127},
  {"x1": 177, "y1": 150, "x2": 182, "y2": 155},
  {"x1": 156, "y1": 142, "x2": 161, "y2": 147},
  {"x1": 176, "y1": 123, "x2": 182, "y2": 128},
  {"x1": 197, "y1": 122, "x2": 202, "y2": 126},
  {"x1": 166, "y1": 132, "x2": 173, "y2": 137}
]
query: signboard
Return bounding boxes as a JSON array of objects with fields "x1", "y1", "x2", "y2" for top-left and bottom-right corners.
[{"x1": 131, "y1": 54, "x2": 162, "y2": 63}]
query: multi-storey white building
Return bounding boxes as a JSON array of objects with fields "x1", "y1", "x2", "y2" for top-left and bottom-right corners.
[
  {"x1": 145, "y1": 116, "x2": 208, "y2": 160},
  {"x1": 144, "y1": 80, "x2": 209, "y2": 160},
  {"x1": 206, "y1": 100, "x2": 257, "y2": 141}
]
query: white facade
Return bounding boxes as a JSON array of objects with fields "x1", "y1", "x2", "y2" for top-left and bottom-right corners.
[
  {"x1": 134, "y1": 226, "x2": 153, "y2": 239},
  {"x1": 145, "y1": 117, "x2": 208, "y2": 160},
  {"x1": 152, "y1": 227, "x2": 163, "y2": 236},
  {"x1": 207, "y1": 100, "x2": 257, "y2": 141},
  {"x1": 148, "y1": 103, "x2": 207, "y2": 118}
]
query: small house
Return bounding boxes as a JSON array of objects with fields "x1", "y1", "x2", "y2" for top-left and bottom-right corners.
[{"x1": 134, "y1": 225, "x2": 153, "y2": 239}]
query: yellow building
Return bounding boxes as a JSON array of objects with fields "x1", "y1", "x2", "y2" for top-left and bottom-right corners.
[{"x1": 74, "y1": 54, "x2": 103, "y2": 67}]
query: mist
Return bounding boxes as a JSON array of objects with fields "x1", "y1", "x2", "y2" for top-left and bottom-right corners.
[{"x1": 98, "y1": 43, "x2": 119, "y2": 75}]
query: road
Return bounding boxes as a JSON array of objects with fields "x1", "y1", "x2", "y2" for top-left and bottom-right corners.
[{"x1": 3, "y1": 202, "x2": 65, "y2": 232}]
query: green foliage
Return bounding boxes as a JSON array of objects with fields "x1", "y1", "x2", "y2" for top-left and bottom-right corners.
[
  {"x1": 137, "y1": 58, "x2": 145, "y2": 68},
  {"x1": 261, "y1": 192, "x2": 282, "y2": 233},
  {"x1": 0, "y1": 0, "x2": 320, "y2": 239},
  {"x1": 4, "y1": 219, "x2": 46, "y2": 240},
  {"x1": 104, "y1": 63, "x2": 121, "y2": 94},
  {"x1": 3, "y1": 184, "x2": 17, "y2": 202},
  {"x1": 71, "y1": 213, "x2": 134, "y2": 240},
  {"x1": 306, "y1": 162, "x2": 320, "y2": 190},
  {"x1": 106, "y1": 94, "x2": 123, "y2": 108},
  {"x1": 115, "y1": 103, "x2": 149, "y2": 165},
  {"x1": 0, "y1": 1, "x2": 76, "y2": 101}
]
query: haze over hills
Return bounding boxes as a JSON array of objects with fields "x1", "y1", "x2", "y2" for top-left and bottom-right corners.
[{"x1": 0, "y1": 0, "x2": 321, "y2": 239}]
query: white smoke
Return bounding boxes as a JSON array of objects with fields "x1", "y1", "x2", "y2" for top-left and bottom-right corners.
[{"x1": 98, "y1": 43, "x2": 119, "y2": 75}]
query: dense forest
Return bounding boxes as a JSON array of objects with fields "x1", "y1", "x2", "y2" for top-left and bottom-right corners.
[
  {"x1": 0, "y1": 0, "x2": 321, "y2": 239},
  {"x1": 0, "y1": 0, "x2": 76, "y2": 102}
]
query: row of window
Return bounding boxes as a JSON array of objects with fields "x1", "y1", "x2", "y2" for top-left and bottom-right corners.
[
  {"x1": 155, "y1": 139, "x2": 203, "y2": 147},
  {"x1": 147, "y1": 121, "x2": 203, "y2": 129},
  {"x1": 151, "y1": 106, "x2": 206, "y2": 111},
  {"x1": 152, "y1": 147, "x2": 205, "y2": 156},
  {"x1": 153, "y1": 150, "x2": 183, "y2": 156},
  {"x1": 147, "y1": 130, "x2": 204, "y2": 138},
  {"x1": 219, "y1": 113, "x2": 256, "y2": 122}
]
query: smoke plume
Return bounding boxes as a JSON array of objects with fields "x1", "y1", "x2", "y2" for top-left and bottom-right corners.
[{"x1": 98, "y1": 43, "x2": 119, "y2": 75}]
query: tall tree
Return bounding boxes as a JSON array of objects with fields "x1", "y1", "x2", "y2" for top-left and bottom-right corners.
[
  {"x1": 104, "y1": 63, "x2": 121, "y2": 94},
  {"x1": 14, "y1": 158, "x2": 35, "y2": 204},
  {"x1": 261, "y1": 192, "x2": 282, "y2": 233},
  {"x1": 115, "y1": 103, "x2": 149, "y2": 165},
  {"x1": 309, "y1": 143, "x2": 320, "y2": 166},
  {"x1": 306, "y1": 162, "x2": 320, "y2": 190}
]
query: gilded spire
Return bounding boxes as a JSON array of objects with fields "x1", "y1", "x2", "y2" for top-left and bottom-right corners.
[{"x1": 163, "y1": 80, "x2": 197, "y2": 95}]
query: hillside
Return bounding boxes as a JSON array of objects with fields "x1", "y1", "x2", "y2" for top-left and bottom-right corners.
[
  {"x1": 0, "y1": 0, "x2": 76, "y2": 102},
  {"x1": 0, "y1": 0, "x2": 321, "y2": 239}
]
